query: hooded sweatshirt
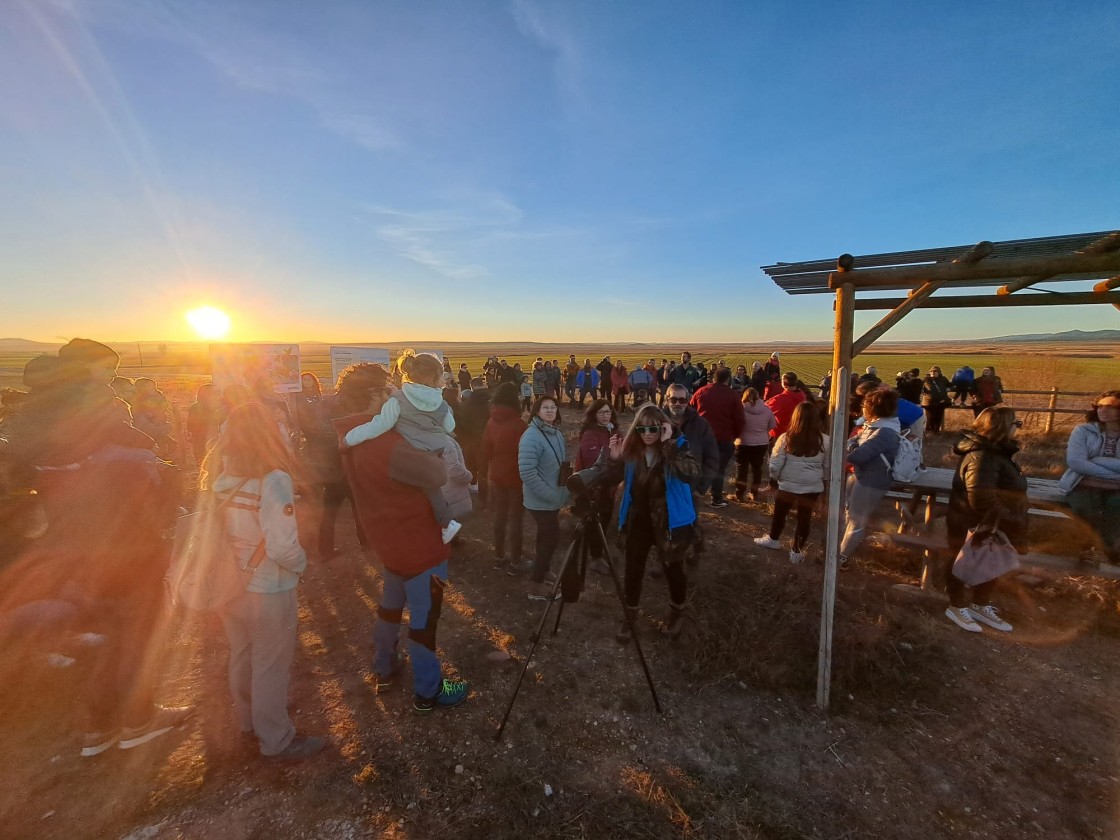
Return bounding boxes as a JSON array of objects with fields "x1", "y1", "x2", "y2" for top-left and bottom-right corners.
[
  {"x1": 739, "y1": 399, "x2": 777, "y2": 446},
  {"x1": 846, "y1": 416, "x2": 901, "y2": 490},
  {"x1": 343, "y1": 382, "x2": 454, "y2": 452}
]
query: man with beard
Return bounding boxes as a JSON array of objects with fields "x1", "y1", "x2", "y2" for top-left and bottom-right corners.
[{"x1": 664, "y1": 384, "x2": 719, "y2": 498}]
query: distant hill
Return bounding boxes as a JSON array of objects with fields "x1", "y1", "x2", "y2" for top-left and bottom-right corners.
[
  {"x1": 984, "y1": 329, "x2": 1120, "y2": 343},
  {"x1": 0, "y1": 338, "x2": 61, "y2": 352}
]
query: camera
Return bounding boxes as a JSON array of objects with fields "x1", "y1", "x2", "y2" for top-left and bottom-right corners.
[{"x1": 565, "y1": 460, "x2": 617, "y2": 498}]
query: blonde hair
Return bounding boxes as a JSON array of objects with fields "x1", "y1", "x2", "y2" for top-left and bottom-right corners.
[{"x1": 397, "y1": 349, "x2": 444, "y2": 387}]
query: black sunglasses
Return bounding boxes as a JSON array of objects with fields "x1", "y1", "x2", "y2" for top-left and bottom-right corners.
[
  {"x1": 635, "y1": 425, "x2": 662, "y2": 434},
  {"x1": 667, "y1": 397, "x2": 688, "y2": 405}
]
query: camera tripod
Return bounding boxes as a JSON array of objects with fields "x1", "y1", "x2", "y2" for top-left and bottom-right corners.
[{"x1": 495, "y1": 500, "x2": 663, "y2": 740}]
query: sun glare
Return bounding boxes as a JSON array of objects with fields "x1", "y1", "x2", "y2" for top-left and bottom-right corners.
[{"x1": 186, "y1": 306, "x2": 232, "y2": 340}]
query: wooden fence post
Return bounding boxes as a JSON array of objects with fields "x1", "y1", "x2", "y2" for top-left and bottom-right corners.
[{"x1": 1045, "y1": 387, "x2": 1059, "y2": 434}]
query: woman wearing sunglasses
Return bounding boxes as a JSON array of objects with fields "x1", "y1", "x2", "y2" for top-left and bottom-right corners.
[
  {"x1": 944, "y1": 406, "x2": 1028, "y2": 634},
  {"x1": 606, "y1": 404, "x2": 700, "y2": 642},
  {"x1": 1060, "y1": 390, "x2": 1120, "y2": 566}
]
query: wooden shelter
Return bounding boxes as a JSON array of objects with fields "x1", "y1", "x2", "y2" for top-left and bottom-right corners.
[{"x1": 761, "y1": 230, "x2": 1120, "y2": 709}]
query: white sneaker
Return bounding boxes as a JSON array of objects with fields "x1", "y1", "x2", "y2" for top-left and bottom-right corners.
[
  {"x1": 945, "y1": 605, "x2": 982, "y2": 633},
  {"x1": 753, "y1": 536, "x2": 782, "y2": 550},
  {"x1": 441, "y1": 520, "x2": 462, "y2": 544},
  {"x1": 789, "y1": 550, "x2": 805, "y2": 564},
  {"x1": 969, "y1": 604, "x2": 1013, "y2": 633}
]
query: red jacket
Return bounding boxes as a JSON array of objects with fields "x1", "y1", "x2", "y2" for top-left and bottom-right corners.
[
  {"x1": 689, "y1": 383, "x2": 745, "y2": 443},
  {"x1": 481, "y1": 405, "x2": 526, "y2": 488},
  {"x1": 611, "y1": 366, "x2": 629, "y2": 391},
  {"x1": 764, "y1": 389, "x2": 807, "y2": 438},
  {"x1": 335, "y1": 416, "x2": 449, "y2": 577},
  {"x1": 575, "y1": 425, "x2": 611, "y2": 470}
]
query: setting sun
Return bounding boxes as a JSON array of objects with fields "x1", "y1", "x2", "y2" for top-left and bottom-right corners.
[{"x1": 185, "y1": 306, "x2": 231, "y2": 340}]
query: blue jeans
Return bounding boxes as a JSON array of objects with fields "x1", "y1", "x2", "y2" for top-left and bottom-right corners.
[
  {"x1": 373, "y1": 560, "x2": 448, "y2": 699},
  {"x1": 839, "y1": 476, "x2": 888, "y2": 558}
]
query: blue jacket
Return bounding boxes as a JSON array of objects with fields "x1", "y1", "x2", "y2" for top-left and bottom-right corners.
[
  {"x1": 576, "y1": 368, "x2": 600, "y2": 390},
  {"x1": 617, "y1": 438, "x2": 698, "y2": 531}
]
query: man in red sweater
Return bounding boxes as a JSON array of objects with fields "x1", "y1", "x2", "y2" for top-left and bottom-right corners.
[
  {"x1": 689, "y1": 366, "x2": 745, "y2": 508},
  {"x1": 334, "y1": 363, "x2": 469, "y2": 713},
  {"x1": 764, "y1": 372, "x2": 807, "y2": 450}
]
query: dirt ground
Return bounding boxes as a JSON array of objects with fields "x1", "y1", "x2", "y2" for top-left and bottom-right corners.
[{"x1": 2, "y1": 408, "x2": 1119, "y2": 839}]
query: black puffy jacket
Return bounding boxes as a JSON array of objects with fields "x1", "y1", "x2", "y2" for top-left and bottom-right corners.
[{"x1": 946, "y1": 431, "x2": 1028, "y2": 553}]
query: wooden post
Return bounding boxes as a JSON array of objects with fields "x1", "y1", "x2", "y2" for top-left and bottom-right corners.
[
  {"x1": 818, "y1": 274, "x2": 854, "y2": 711},
  {"x1": 1045, "y1": 387, "x2": 1059, "y2": 434}
]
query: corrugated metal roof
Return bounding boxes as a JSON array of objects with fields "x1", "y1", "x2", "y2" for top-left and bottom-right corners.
[{"x1": 761, "y1": 231, "x2": 1116, "y2": 295}]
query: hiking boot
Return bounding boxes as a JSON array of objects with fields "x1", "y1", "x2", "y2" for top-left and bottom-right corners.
[
  {"x1": 734, "y1": 490, "x2": 748, "y2": 503},
  {"x1": 80, "y1": 728, "x2": 120, "y2": 758},
  {"x1": 119, "y1": 706, "x2": 193, "y2": 750},
  {"x1": 374, "y1": 656, "x2": 403, "y2": 692},
  {"x1": 527, "y1": 580, "x2": 560, "y2": 601},
  {"x1": 414, "y1": 678, "x2": 470, "y2": 712},
  {"x1": 789, "y1": 549, "x2": 805, "y2": 564},
  {"x1": 945, "y1": 606, "x2": 982, "y2": 633},
  {"x1": 709, "y1": 499, "x2": 729, "y2": 509},
  {"x1": 969, "y1": 604, "x2": 1013, "y2": 633},
  {"x1": 266, "y1": 735, "x2": 326, "y2": 761},
  {"x1": 753, "y1": 536, "x2": 781, "y2": 550},
  {"x1": 441, "y1": 520, "x2": 462, "y2": 545},
  {"x1": 616, "y1": 607, "x2": 638, "y2": 645},
  {"x1": 662, "y1": 605, "x2": 686, "y2": 639}
]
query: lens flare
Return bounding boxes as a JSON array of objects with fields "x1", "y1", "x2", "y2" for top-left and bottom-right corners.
[{"x1": 185, "y1": 306, "x2": 231, "y2": 340}]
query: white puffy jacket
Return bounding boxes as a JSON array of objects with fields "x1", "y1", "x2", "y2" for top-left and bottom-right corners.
[{"x1": 769, "y1": 434, "x2": 831, "y2": 495}]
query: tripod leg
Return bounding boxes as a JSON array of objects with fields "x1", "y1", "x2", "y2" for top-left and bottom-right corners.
[
  {"x1": 593, "y1": 518, "x2": 663, "y2": 714},
  {"x1": 495, "y1": 535, "x2": 578, "y2": 740}
]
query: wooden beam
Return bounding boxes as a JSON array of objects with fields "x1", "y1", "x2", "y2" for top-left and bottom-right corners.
[
  {"x1": 998, "y1": 234, "x2": 1120, "y2": 296},
  {"x1": 818, "y1": 281, "x2": 854, "y2": 711},
  {"x1": 853, "y1": 291, "x2": 1120, "y2": 310},
  {"x1": 1079, "y1": 230, "x2": 1120, "y2": 255},
  {"x1": 997, "y1": 274, "x2": 1051, "y2": 296},
  {"x1": 827, "y1": 247, "x2": 1120, "y2": 290},
  {"x1": 849, "y1": 240, "x2": 993, "y2": 355}
]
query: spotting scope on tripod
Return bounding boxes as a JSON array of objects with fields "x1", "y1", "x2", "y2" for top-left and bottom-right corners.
[{"x1": 495, "y1": 462, "x2": 663, "y2": 740}]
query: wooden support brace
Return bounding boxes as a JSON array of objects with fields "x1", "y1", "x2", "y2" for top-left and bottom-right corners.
[
  {"x1": 1093, "y1": 275, "x2": 1120, "y2": 292},
  {"x1": 850, "y1": 241, "x2": 992, "y2": 355},
  {"x1": 998, "y1": 274, "x2": 1052, "y2": 296}
]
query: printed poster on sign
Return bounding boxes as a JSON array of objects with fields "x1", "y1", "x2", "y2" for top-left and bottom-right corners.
[
  {"x1": 330, "y1": 346, "x2": 392, "y2": 386},
  {"x1": 210, "y1": 343, "x2": 302, "y2": 393}
]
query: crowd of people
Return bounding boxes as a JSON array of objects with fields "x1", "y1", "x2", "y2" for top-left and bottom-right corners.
[{"x1": 0, "y1": 340, "x2": 1117, "y2": 764}]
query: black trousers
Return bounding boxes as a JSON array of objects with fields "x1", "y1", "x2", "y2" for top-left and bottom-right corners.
[
  {"x1": 735, "y1": 444, "x2": 768, "y2": 494},
  {"x1": 491, "y1": 484, "x2": 524, "y2": 561},
  {"x1": 623, "y1": 516, "x2": 690, "y2": 609},
  {"x1": 924, "y1": 404, "x2": 947, "y2": 434},
  {"x1": 769, "y1": 489, "x2": 821, "y2": 552},
  {"x1": 529, "y1": 508, "x2": 561, "y2": 583}
]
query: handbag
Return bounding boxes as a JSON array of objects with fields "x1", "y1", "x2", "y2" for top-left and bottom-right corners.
[
  {"x1": 951, "y1": 514, "x2": 1020, "y2": 587},
  {"x1": 166, "y1": 479, "x2": 267, "y2": 611}
]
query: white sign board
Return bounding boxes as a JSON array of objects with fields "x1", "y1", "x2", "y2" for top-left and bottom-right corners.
[
  {"x1": 329, "y1": 346, "x2": 392, "y2": 387},
  {"x1": 210, "y1": 343, "x2": 302, "y2": 394}
]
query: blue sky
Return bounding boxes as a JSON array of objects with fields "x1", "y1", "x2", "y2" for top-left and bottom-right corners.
[{"x1": 2, "y1": 0, "x2": 1118, "y2": 343}]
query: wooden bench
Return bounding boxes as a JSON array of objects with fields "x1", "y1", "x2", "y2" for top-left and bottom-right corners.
[{"x1": 886, "y1": 532, "x2": 1120, "y2": 586}]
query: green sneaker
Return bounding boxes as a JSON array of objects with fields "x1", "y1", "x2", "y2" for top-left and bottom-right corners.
[{"x1": 414, "y1": 679, "x2": 469, "y2": 712}]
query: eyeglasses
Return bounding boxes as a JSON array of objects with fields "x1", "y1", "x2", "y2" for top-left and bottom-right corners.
[
  {"x1": 636, "y1": 425, "x2": 662, "y2": 434},
  {"x1": 667, "y1": 397, "x2": 688, "y2": 405}
]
